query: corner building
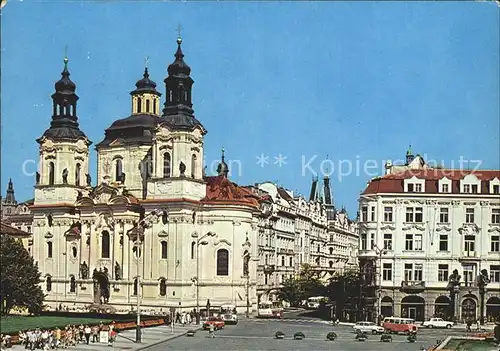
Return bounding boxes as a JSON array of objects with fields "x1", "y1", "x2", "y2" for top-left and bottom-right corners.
[
  {"x1": 358, "y1": 149, "x2": 500, "y2": 323},
  {"x1": 31, "y1": 38, "x2": 261, "y2": 313}
]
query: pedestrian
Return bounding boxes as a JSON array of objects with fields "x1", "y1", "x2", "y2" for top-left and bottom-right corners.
[
  {"x1": 208, "y1": 324, "x2": 215, "y2": 338},
  {"x1": 466, "y1": 319, "x2": 472, "y2": 332},
  {"x1": 79, "y1": 324, "x2": 84, "y2": 342},
  {"x1": 476, "y1": 320, "x2": 481, "y2": 331},
  {"x1": 92, "y1": 325, "x2": 99, "y2": 343},
  {"x1": 84, "y1": 325, "x2": 91, "y2": 344}
]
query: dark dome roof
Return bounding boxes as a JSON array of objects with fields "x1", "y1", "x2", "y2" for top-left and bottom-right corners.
[
  {"x1": 133, "y1": 68, "x2": 158, "y2": 93},
  {"x1": 55, "y1": 58, "x2": 76, "y2": 93},
  {"x1": 167, "y1": 38, "x2": 191, "y2": 77}
]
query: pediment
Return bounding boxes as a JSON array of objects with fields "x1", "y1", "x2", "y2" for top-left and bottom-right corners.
[
  {"x1": 158, "y1": 230, "x2": 168, "y2": 238},
  {"x1": 214, "y1": 239, "x2": 232, "y2": 247},
  {"x1": 109, "y1": 139, "x2": 124, "y2": 147},
  {"x1": 89, "y1": 183, "x2": 120, "y2": 204},
  {"x1": 44, "y1": 232, "x2": 53, "y2": 239},
  {"x1": 402, "y1": 224, "x2": 425, "y2": 231},
  {"x1": 488, "y1": 226, "x2": 500, "y2": 233},
  {"x1": 75, "y1": 197, "x2": 95, "y2": 207},
  {"x1": 65, "y1": 224, "x2": 82, "y2": 238},
  {"x1": 458, "y1": 223, "x2": 480, "y2": 235},
  {"x1": 436, "y1": 225, "x2": 452, "y2": 232},
  {"x1": 380, "y1": 224, "x2": 396, "y2": 231}
]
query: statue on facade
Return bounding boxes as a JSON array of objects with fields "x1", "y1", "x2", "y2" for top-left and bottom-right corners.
[
  {"x1": 447, "y1": 269, "x2": 461, "y2": 289},
  {"x1": 80, "y1": 261, "x2": 89, "y2": 279},
  {"x1": 179, "y1": 161, "x2": 186, "y2": 176},
  {"x1": 114, "y1": 261, "x2": 121, "y2": 280},
  {"x1": 92, "y1": 268, "x2": 98, "y2": 279},
  {"x1": 36, "y1": 172, "x2": 40, "y2": 184},
  {"x1": 62, "y1": 168, "x2": 69, "y2": 184},
  {"x1": 86, "y1": 173, "x2": 91, "y2": 186},
  {"x1": 77, "y1": 191, "x2": 83, "y2": 200},
  {"x1": 478, "y1": 269, "x2": 490, "y2": 285}
]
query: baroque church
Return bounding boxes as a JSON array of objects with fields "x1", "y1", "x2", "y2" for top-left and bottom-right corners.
[{"x1": 30, "y1": 36, "x2": 262, "y2": 313}]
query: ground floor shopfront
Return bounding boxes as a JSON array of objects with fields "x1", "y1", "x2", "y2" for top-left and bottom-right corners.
[{"x1": 379, "y1": 288, "x2": 500, "y2": 322}]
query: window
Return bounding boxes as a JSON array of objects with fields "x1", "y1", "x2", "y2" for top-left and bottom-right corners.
[
  {"x1": 216, "y1": 249, "x2": 229, "y2": 276},
  {"x1": 101, "y1": 231, "x2": 111, "y2": 258},
  {"x1": 491, "y1": 236, "x2": 500, "y2": 252},
  {"x1": 415, "y1": 184, "x2": 422, "y2": 192},
  {"x1": 404, "y1": 264, "x2": 413, "y2": 281},
  {"x1": 471, "y1": 184, "x2": 478, "y2": 193},
  {"x1": 414, "y1": 264, "x2": 423, "y2": 281},
  {"x1": 160, "y1": 241, "x2": 168, "y2": 259},
  {"x1": 72, "y1": 246, "x2": 78, "y2": 259},
  {"x1": 465, "y1": 208, "x2": 475, "y2": 223},
  {"x1": 137, "y1": 97, "x2": 142, "y2": 113},
  {"x1": 159, "y1": 278, "x2": 167, "y2": 296},
  {"x1": 146, "y1": 99, "x2": 150, "y2": 113},
  {"x1": 329, "y1": 247, "x2": 333, "y2": 255},
  {"x1": 383, "y1": 233, "x2": 392, "y2": 250},
  {"x1": 438, "y1": 264, "x2": 449, "y2": 282},
  {"x1": 382, "y1": 263, "x2": 392, "y2": 281},
  {"x1": 289, "y1": 257, "x2": 293, "y2": 267},
  {"x1": 243, "y1": 251, "x2": 250, "y2": 276},
  {"x1": 329, "y1": 261, "x2": 333, "y2": 268},
  {"x1": 493, "y1": 185, "x2": 500, "y2": 194},
  {"x1": 415, "y1": 207, "x2": 423, "y2": 222},
  {"x1": 47, "y1": 242, "x2": 53, "y2": 258},
  {"x1": 464, "y1": 235, "x2": 475, "y2": 253},
  {"x1": 361, "y1": 206, "x2": 368, "y2": 222},
  {"x1": 492, "y1": 209, "x2": 500, "y2": 224},
  {"x1": 191, "y1": 242, "x2": 196, "y2": 259},
  {"x1": 281, "y1": 256, "x2": 285, "y2": 266},
  {"x1": 370, "y1": 207, "x2": 375, "y2": 221},
  {"x1": 115, "y1": 159, "x2": 123, "y2": 182},
  {"x1": 384, "y1": 207, "x2": 393, "y2": 222},
  {"x1": 370, "y1": 233, "x2": 375, "y2": 250},
  {"x1": 407, "y1": 184, "x2": 414, "y2": 192},
  {"x1": 191, "y1": 154, "x2": 197, "y2": 178},
  {"x1": 163, "y1": 153, "x2": 171, "y2": 178},
  {"x1": 405, "y1": 208, "x2": 414, "y2": 222},
  {"x1": 75, "y1": 163, "x2": 81, "y2": 186},
  {"x1": 442, "y1": 184, "x2": 449, "y2": 193},
  {"x1": 490, "y1": 265, "x2": 500, "y2": 283},
  {"x1": 69, "y1": 275, "x2": 76, "y2": 293},
  {"x1": 405, "y1": 234, "x2": 413, "y2": 250},
  {"x1": 48, "y1": 162, "x2": 55, "y2": 185},
  {"x1": 439, "y1": 208, "x2": 449, "y2": 223},
  {"x1": 439, "y1": 235, "x2": 448, "y2": 251},
  {"x1": 133, "y1": 245, "x2": 142, "y2": 258},
  {"x1": 464, "y1": 184, "x2": 470, "y2": 193},
  {"x1": 46, "y1": 276, "x2": 52, "y2": 292},
  {"x1": 414, "y1": 234, "x2": 422, "y2": 251},
  {"x1": 153, "y1": 99, "x2": 157, "y2": 115},
  {"x1": 133, "y1": 278, "x2": 139, "y2": 296},
  {"x1": 361, "y1": 234, "x2": 367, "y2": 250},
  {"x1": 463, "y1": 265, "x2": 474, "y2": 286}
]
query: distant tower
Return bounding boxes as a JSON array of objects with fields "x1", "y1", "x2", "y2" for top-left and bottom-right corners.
[
  {"x1": 309, "y1": 176, "x2": 318, "y2": 202},
  {"x1": 405, "y1": 145, "x2": 415, "y2": 165},
  {"x1": 1, "y1": 178, "x2": 17, "y2": 217},
  {"x1": 217, "y1": 147, "x2": 229, "y2": 177}
]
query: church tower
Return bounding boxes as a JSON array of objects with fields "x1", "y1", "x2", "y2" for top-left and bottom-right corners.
[
  {"x1": 34, "y1": 56, "x2": 92, "y2": 205},
  {"x1": 148, "y1": 36, "x2": 206, "y2": 200}
]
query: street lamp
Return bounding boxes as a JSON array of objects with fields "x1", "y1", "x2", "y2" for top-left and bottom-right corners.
[
  {"x1": 129, "y1": 208, "x2": 167, "y2": 343},
  {"x1": 195, "y1": 231, "x2": 217, "y2": 319},
  {"x1": 373, "y1": 244, "x2": 387, "y2": 323}
]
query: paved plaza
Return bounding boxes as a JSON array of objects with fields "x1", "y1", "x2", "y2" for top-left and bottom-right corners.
[{"x1": 148, "y1": 318, "x2": 463, "y2": 350}]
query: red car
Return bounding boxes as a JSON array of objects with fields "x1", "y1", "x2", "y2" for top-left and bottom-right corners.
[{"x1": 203, "y1": 317, "x2": 225, "y2": 330}]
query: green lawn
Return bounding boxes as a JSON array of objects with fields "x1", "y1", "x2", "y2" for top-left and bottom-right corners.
[{"x1": 0, "y1": 315, "x2": 114, "y2": 334}]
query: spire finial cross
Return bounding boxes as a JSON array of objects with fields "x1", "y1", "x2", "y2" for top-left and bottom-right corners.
[
  {"x1": 63, "y1": 44, "x2": 69, "y2": 67},
  {"x1": 176, "y1": 23, "x2": 183, "y2": 39},
  {"x1": 144, "y1": 56, "x2": 149, "y2": 68}
]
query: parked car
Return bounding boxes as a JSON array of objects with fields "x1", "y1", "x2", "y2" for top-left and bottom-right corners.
[
  {"x1": 421, "y1": 318, "x2": 454, "y2": 329},
  {"x1": 352, "y1": 321, "x2": 385, "y2": 335},
  {"x1": 203, "y1": 317, "x2": 225, "y2": 330}
]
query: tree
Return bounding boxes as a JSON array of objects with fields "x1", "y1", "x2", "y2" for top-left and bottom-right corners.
[
  {"x1": 0, "y1": 235, "x2": 45, "y2": 315},
  {"x1": 326, "y1": 269, "x2": 363, "y2": 321},
  {"x1": 279, "y1": 264, "x2": 326, "y2": 306}
]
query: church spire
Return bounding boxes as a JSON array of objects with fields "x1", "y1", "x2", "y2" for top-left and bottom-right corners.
[
  {"x1": 130, "y1": 60, "x2": 161, "y2": 116},
  {"x1": 38, "y1": 53, "x2": 89, "y2": 143},
  {"x1": 217, "y1": 147, "x2": 229, "y2": 177},
  {"x1": 161, "y1": 34, "x2": 206, "y2": 133},
  {"x1": 4, "y1": 178, "x2": 16, "y2": 204}
]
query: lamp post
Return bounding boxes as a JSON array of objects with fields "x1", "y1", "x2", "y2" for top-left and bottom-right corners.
[
  {"x1": 195, "y1": 232, "x2": 217, "y2": 318},
  {"x1": 373, "y1": 244, "x2": 387, "y2": 323},
  {"x1": 130, "y1": 208, "x2": 167, "y2": 343}
]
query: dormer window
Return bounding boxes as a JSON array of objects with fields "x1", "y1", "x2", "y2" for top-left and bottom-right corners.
[
  {"x1": 442, "y1": 184, "x2": 449, "y2": 193},
  {"x1": 471, "y1": 185, "x2": 478, "y2": 193},
  {"x1": 404, "y1": 177, "x2": 425, "y2": 193},
  {"x1": 493, "y1": 185, "x2": 500, "y2": 194},
  {"x1": 415, "y1": 184, "x2": 422, "y2": 192},
  {"x1": 408, "y1": 184, "x2": 414, "y2": 192},
  {"x1": 490, "y1": 178, "x2": 500, "y2": 194},
  {"x1": 464, "y1": 184, "x2": 470, "y2": 193}
]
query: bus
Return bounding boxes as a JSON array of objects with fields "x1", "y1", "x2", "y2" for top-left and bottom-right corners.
[
  {"x1": 257, "y1": 301, "x2": 283, "y2": 319},
  {"x1": 220, "y1": 304, "x2": 238, "y2": 325},
  {"x1": 306, "y1": 296, "x2": 328, "y2": 309},
  {"x1": 382, "y1": 317, "x2": 418, "y2": 334}
]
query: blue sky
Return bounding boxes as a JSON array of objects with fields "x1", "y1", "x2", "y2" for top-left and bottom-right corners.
[{"x1": 1, "y1": 1, "x2": 499, "y2": 216}]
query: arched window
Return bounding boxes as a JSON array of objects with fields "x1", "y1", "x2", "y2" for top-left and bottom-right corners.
[
  {"x1": 191, "y1": 242, "x2": 196, "y2": 259},
  {"x1": 216, "y1": 249, "x2": 229, "y2": 276},
  {"x1": 75, "y1": 163, "x2": 81, "y2": 186},
  {"x1": 137, "y1": 97, "x2": 142, "y2": 113},
  {"x1": 47, "y1": 242, "x2": 53, "y2": 258},
  {"x1": 153, "y1": 99, "x2": 157, "y2": 115},
  {"x1": 329, "y1": 247, "x2": 333, "y2": 255},
  {"x1": 46, "y1": 275, "x2": 52, "y2": 292},
  {"x1": 71, "y1": 246, "x2": 78, "y2": 259},
  {"x1": 191, "y1": 154, "x2": 197, "y2": 178},
  {"x1": 115, "y1": 159, "x2": 123, "y2": 182},
  {"x1": 133, "y1": 278, "x2": 138, "y2": 296},
  {"x1": 48, "y1": 162, "x2": 55, "y2": 185},
  {"x1": 160, "y1": 241, "x2": 168, "y2": 259},
  {"x1": 146, "y1": 99, "x2": 150, "y2": 113},
  {"x1": 169, "y1": 90, "x2": 173, "y2": 102},
  {"x1": 329, "y1": 261, "x2": 334, "y2": 268},
  {"x1": 101, "y1": 231, "x2": 110, "y2": 258},
  {"x1": 243, "y1": 250, "x2": 249, "y2": 276},
  {"x1": 69, "y1": 275, "x2": 76, "y2": 293},
  {"x1": 289, "y1": 257, "x2": 293, "y2": 267},
  {"x1": 281, "y1": 256, "x2": 285, "y2": 266},
  {"x1": 163, "y1": 153, "x2": 171, "y2": 178},
  {"x1": 159, "y1": 278, "x2": 167, "y2": 296}
]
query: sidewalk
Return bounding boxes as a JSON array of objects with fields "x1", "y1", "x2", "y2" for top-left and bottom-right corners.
[{"x1": 10, "y1": 324, "x2": 201, "y2": 351}]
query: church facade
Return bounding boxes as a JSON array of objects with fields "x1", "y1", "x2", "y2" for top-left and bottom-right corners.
[{"x1": 30, "y1": 37, "x2": 262, "y2": 313}]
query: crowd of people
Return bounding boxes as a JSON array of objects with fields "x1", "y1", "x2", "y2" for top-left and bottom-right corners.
[{"x1": 0, "y1": 322, "x2": 116, "y2": 350}]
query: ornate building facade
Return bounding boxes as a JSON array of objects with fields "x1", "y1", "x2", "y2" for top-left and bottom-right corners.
[
  {"x1": 28, "y1": 37, "x2": 264, "y2": 313},
  {"x1": 358, "y1": 148, "x2": 500, "y2": 323}
]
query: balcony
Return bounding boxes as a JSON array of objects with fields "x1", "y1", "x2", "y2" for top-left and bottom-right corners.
[
  {"x1": 460, "y1": 250, "x2": 480, "y2": 261},
  {"x1": 400, "y1": 280, "x2": 426, "y2": 294},
  {"x1": 357, "y1": 249, "x2": 378, "y2": 259}
]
